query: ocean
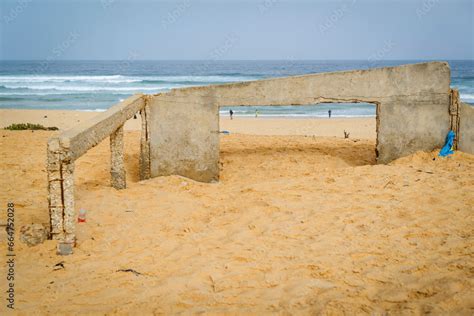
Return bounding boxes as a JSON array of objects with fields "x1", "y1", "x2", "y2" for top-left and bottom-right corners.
[{"x1": 0, "y1": 60, "x2": 472, "y2": 118}]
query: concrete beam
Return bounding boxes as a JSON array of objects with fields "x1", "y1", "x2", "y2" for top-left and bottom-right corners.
[
  {"x1": 162, "y1": 62, "x2": 450, "y2": 106},
  {"x1": 59, "y1": 94, "x2": 145, "y2": 161}
]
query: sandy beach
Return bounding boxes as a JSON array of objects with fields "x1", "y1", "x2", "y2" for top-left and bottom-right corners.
[
  {"x1": 0, "y1": 109, "x2": 473, "y2": 314},
  {"x1": 0, "y1": 109, "x2": 376, "y2": 139}
]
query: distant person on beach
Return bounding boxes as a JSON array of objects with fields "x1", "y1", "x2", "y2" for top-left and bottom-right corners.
[
  {"x1": 229, "y1": 109, "x2": 234, "y2": 120},
  {"x1": 255, "y1": 109, "x2": 259, "y2": 118},
  {"x1": 328, "y1": 110, "x2": 332, "y2": 118}
]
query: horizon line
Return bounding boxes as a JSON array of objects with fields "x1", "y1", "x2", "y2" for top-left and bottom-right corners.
[{"x1": 1, "y1": 59, "x2": 473, "y2": 62}]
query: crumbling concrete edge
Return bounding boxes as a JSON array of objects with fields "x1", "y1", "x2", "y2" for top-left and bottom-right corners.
[
  {"x1": 449, "y1": 89, "x2": 461, "y2": 149},
  {"x1": 458, "y1": 101, "x2": 474, "y2": 154},
  {"x1": 110, "y1": 125, "x2": 126, "y2": 189},
  {"x1": 139, "y1": 95, "x2": 152, "y2": 180}
]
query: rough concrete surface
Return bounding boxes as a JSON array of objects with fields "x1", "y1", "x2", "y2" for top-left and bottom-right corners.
[
  {"x1": 139, "y1": 102, "x2": 151, "y2": 180},
  {"x1": 459, "y1": 102, "x2": 474, "y2": 154},
  {"x1": 148, "y1": 92, "x2": 220, "y2": 182},
  {"x1": 59, "y1": 94, "x2": 145, "y2": 161},
  {"x1": 47, "y1": 137, "x2": 64, "y2": 239},
  {"x1": 110, "y1": 125, "x2": 126, "y2": 189}
]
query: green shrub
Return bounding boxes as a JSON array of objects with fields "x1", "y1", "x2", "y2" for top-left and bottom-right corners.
[{"x1": 4, "y1": 123, "x2": 59, "y2": 131}]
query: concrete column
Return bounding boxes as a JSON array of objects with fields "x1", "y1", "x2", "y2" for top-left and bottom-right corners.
[
  {"x1": 57, "y1": 161, "x2": 75, "y2": 255},
  {"x1": 459, "y1": 102, "x2": 474, "y2": 154},
  {"x1": 110, "y1": 125, "x2": 126, "y2": 189},
  {"x1": 47, "y1": 138, "x2": 64, "y2": 241},
  {"x1": 139, "y1": 105, "x2": 151, "y2": 180},
  {"x1": 449, "y1": 89, "x2": 460, "y2": 149}
]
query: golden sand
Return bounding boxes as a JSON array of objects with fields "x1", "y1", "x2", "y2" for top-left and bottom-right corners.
[{"x1": 0, "y1": 110, "x2": 473, "y2": 314}]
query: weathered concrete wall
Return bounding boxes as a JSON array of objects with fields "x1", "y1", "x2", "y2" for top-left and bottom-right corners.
[
  {"x1": 376, "y1": 96, "x2": 450, "y2": 162},
  {"x1": 459, "y1": 102, "x2": 474, "y2": 154},
  {"x1": 148, "y1": 62, "x2": 451, "y2": 182},
  {"x1": 148, "y1": 92, "x2": 219, "y2": 182}
]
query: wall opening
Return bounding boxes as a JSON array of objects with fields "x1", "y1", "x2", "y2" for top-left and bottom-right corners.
[
  {"x1": 220, "y1": 103, "x2": 376, "y2": 119},
  {"x1": 219, "y1": 102, "x2": 377, "y2": 156},
  {"x1": 218, "y1": 102, "x2": 379, "y2": 172}
]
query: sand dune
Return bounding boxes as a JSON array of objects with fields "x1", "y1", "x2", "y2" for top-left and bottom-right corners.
[{"x1": 0, "y1": 113, "x2": 473, "y2": 314}]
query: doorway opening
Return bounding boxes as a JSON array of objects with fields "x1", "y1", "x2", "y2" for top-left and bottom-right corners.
[
  {"x1": 218, "y1": 102, "x2": 379, "y2": 178},
  {"x1": 221, "y1": 102, "x2": 377, "y2": 145}
]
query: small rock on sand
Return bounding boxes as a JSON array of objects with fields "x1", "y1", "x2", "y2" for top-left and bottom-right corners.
[{"x1": 20, "y1": 223, "x2": 49, "y2": 247}]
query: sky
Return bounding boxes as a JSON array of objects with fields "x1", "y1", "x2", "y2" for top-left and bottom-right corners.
[{"x1": 0, "y1": 0, "x2": 473, "y2": 60}]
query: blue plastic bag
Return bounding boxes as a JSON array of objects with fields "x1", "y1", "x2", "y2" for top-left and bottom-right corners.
[{"x1": 439, "y1": 130, "x2": 455, "y2": 157}]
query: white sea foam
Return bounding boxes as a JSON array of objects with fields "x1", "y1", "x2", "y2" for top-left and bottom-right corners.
[
  {"x1": 0, "y1": 74, "x2": 255, "y2": 94},
  {"x1": 0, "y1": 75, "x2": 255, "y2": 84},
  {"x1": 79, "y1": 109, "x2": 108, "y2": 112},
  {"x1": 460, "y1": 93, "x2": 474, "y2": 101},
  {"x1": 139, "y1": 75, "x2": 255, "y2": 83},
  {"x1": 1, "y1": 85, "x2": 175, "y2": 92},
  {"x1": 0, "y1": 75, "x2": 140, "y2": 83}
]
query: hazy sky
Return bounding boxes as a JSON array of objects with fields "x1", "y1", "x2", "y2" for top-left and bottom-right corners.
[{"x1": 0, "y1": 0, "x2": 472, "y2": 60}]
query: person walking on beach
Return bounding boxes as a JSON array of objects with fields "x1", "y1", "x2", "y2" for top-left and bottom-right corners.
[
  {"x1": 328, "y1": 109, "x2": 332, "y2": 118},
  {"x1": 255, "y1": 109, "x2": 259, "y2": 118},
  {"x1": 229, "y1": 109, "x2": 234, "y2": 120}
]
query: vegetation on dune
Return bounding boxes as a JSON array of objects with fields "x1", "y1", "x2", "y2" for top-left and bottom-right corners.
[{"x1": 4, "y1": 123, "x2": 59, "y2": 131}]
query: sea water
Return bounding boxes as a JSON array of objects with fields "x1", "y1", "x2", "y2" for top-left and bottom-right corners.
[{"x1": 0, "y1": 60, "x2": 472, "y2": 117}]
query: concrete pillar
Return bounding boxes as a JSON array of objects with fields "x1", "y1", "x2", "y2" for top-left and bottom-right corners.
[
  {"x1": 110, "y1": 125, "x2": 126, "y2": 189},
  {"x1": 449, "y1": 89, "x2": 460, "y2": 149},
  {"x1": 57, "y1": 161, "x2": 75, "y2": 255},
  {"x1": 139, "y1": 105, "x2": 151, "y2": 180},
  {"x1": 47, "y1": 138, "x2": 64, "y2": 241},
  {"x1": 459, "y1": 102, "x2": 474, "y2": 154},
  {"x1": 48, "y1": 138, "x2": 75, "y2": 255}
]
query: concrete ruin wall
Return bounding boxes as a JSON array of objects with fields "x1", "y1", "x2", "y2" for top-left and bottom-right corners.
[
  {"x1": 147, "y1": 62, "x2": 452, "y2": 182},
  {"x1": 147, "y1": 92, "x2": 220, "y2": 182},
  {"x1": 47, "y1": 94, "x2": 147, "y2": 254},
  {"x1": 48, "y1": 61, "x2": 474, "y2": 255},
  {"x1": 459, "y1": 102, "x2": 474, "y2": 154}
]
